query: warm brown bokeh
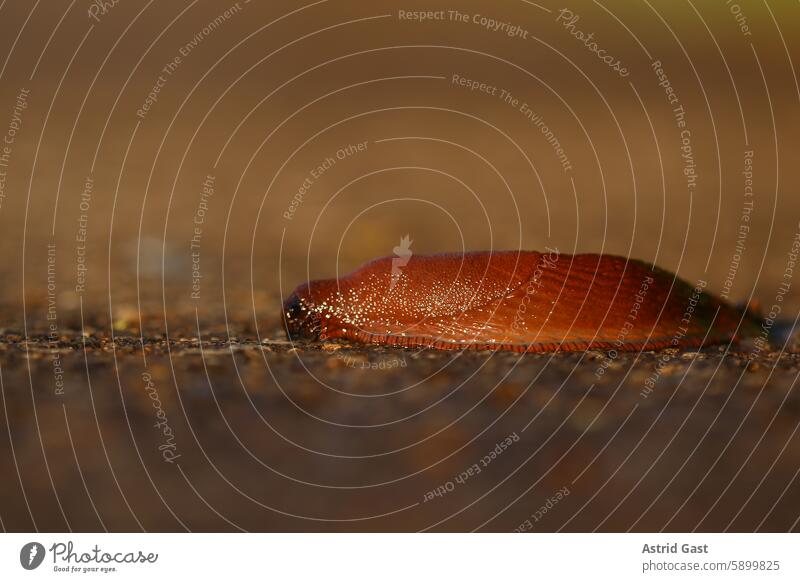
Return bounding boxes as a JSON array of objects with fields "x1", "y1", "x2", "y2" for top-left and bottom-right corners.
[{"x1": 0, "y1": 1, "x2": 798, "y2": 322}]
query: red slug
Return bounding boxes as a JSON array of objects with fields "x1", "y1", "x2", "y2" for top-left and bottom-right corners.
[{"x1": 282, "y1": 250, "x2": 751, "y2": 352}]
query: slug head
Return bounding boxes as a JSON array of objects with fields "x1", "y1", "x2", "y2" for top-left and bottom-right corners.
[{"x1": 282, "y1": 279, "x2": 341, "y2": 341}]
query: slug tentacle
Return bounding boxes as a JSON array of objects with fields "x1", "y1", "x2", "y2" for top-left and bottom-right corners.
[{"x1": 282, "y1": 251, "x2": 752, "y2": 352}]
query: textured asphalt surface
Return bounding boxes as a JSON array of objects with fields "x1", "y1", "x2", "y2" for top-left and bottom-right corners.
[{"x1": 1, "y1": 321, "x2": 799, "y2": 532}]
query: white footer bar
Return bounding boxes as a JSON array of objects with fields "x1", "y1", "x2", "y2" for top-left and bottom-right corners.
[{"x1": 0, "y1": 533, "x2": 796, "y2": 581}]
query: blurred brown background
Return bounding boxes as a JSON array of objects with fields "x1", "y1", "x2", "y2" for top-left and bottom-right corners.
[
  {"x1": 1, "y1": 1, "x2": 800, "y2": 533},
  {"x1": 0, "y1": 0, "x2": 798, "y2": 324}
]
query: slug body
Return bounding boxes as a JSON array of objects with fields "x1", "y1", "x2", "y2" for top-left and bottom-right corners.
[{"x1": 283, "y1": 251, "x2": 750, "y2": 352}]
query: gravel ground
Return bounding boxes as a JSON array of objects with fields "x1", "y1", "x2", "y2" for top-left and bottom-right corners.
[{"x1": 1, "y1": 325, "x2": 799, "y2": 532}]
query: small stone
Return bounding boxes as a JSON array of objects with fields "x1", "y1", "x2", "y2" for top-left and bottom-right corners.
[
  {"x1": 746, "y1": 361, "x2": 762, "y2": 373},
  {"x1": 325, "y1": 357, "x2": 346, "y2": 369}
]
